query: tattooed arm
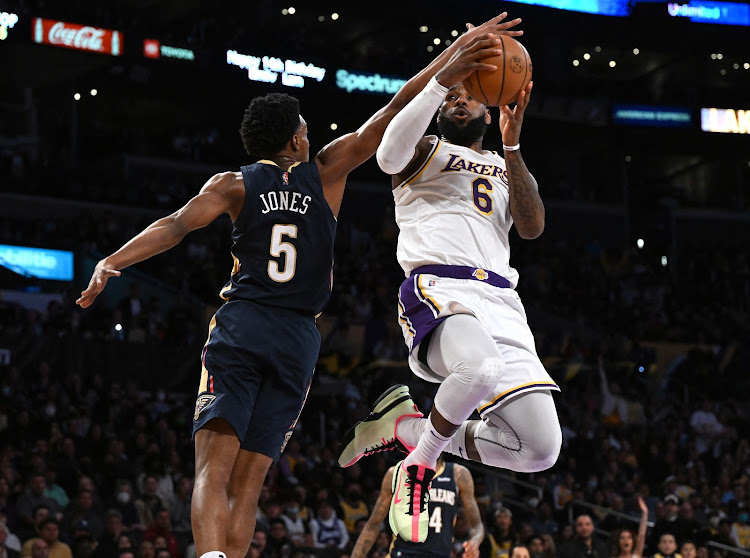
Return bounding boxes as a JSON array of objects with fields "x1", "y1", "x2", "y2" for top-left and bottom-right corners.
[
  {"x1": 456, "y1": 464, "x2": 485, "y2": 558},
  {"x1": 351, "y1": 467, "x2": 394, "y2": 558},
  {"x1": 499, "y1": 81, "x2": 545, "y2": 239}
]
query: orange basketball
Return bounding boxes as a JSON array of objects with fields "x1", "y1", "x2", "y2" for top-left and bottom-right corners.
[{"x1": 462, "y1": 36, "x2": 532, "y2": 107}]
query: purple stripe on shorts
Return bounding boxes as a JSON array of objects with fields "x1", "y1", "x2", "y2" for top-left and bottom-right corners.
[
  {"x1": 410, "y1": 265, "x2": 511, "y2": 289},
  {"x1": 398, "y1": 275, "x2": 446, "y2": 353}
]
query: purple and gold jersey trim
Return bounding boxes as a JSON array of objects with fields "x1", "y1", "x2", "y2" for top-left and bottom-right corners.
[
  {"x1": 478, "y1": 381, "x2": 560, "y2": 416},
  {"x1": 398, "y1": 273, "x2": 446, "y2": 353},
  {"x1": 397, "y1": 139, "x2": 442, "y2": 189}
]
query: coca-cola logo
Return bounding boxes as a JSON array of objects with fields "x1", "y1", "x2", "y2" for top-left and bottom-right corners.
[{"x1": 49, "y1": 21, "x2": 105, "y2": 51}]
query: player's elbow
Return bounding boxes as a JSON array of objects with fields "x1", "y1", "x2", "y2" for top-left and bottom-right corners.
[
  {"x1": 376, "y1": 145, "x2": 408, "y2": 175},
  {"x1": 517, "y1": 218, "x2": 545, "y2": 239}
]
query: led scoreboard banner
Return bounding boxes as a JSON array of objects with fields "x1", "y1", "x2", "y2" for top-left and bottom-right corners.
[{"x1": 32, "y1": 17, "x2": 122, "y2": 55}]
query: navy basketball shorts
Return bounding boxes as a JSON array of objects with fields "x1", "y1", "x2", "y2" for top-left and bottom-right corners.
[{"x1": 192, "y1": 299, "x2": 320, "y2": 462}]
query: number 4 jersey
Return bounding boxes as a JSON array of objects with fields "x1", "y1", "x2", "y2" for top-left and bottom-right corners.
[
  {"x1": 393, "y1": 137, "x2": 519, "y2": 288},
  {"x1": 219, "y1": 161, "x2": 336, "y2": 316}
]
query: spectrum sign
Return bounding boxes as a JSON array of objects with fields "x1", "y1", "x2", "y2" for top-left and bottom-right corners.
[
  {"x1": 226, "y1": 49, "x2": 326, "y2": 88},
  {"x1": 701, "y1": 107, "x2": 750, "y2": 133},
  {"x1": 335, "y1": 69, "x2": 407, "y2": 96},
  {"x1": 32, "y1": 17, "x2": 122, "y2": 55},
  {"x1": 0, "y1": 12, "x2": 19, "y2": 41},
  {"x1": 143, "y1": 39, "x2": 195, "y2": 61}
]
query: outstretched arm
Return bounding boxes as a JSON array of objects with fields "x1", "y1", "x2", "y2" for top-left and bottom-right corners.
[
  {"x1": 316, "y1": 13, "x2": 522, "y2": 215},
  {"x1": 500, "y1": 82, "x2": 544, "y2": 239},
  {"x1": 351, "y1": 468, "x2": 394, "y2": 558},
  {"x1": 76, "y1": 172, "x2": 242, "y2": 308},
  {"x1": 456, "y1": 465, "x2": 485, "y2": 558},
  {"x1": 634, "y1": 496, "x2": 649, "y2": 558}
]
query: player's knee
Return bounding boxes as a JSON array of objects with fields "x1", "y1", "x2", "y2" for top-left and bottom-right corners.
[
  {"x1": 523, "y1": 422, "x2": 562, "y2": 472},
  {"x1": 452, "y1": 356, "x2": 503, "y2": 391}
]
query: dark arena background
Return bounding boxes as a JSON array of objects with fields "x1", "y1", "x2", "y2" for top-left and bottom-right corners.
[{"x1": 1, "y1": 1, "x2": 749, "y2": 558}]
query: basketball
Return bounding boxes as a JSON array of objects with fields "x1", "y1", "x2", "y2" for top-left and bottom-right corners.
[{"x1": 462, "y1": 36, "x2": 532, "y2": 107}]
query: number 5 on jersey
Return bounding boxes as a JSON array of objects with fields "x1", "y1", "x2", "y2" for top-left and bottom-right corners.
[{"x1": 268, "y1": 224, "x2": 298, "y2": 282}]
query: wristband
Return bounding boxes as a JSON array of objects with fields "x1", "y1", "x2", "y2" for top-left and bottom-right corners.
[{"x1": 503, "y1": 143, "x2": 520, "y2": 151}]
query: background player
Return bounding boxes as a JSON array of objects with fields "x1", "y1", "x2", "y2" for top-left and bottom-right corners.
[
  {"x1": 337, "y1": 43, "x2": 562, "y2": 543},
  {"x1": 350, "y1": 455, "x2": 484, "y2": 558},
  {"x1": 75, "y1": 13, "x2": 523, "y2": 558}
]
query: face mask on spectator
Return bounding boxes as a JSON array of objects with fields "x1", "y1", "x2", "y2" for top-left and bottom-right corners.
[
  {"x1": 45, "y1": 404, "x2": 56, "y2": 417},
  {"x1": 117, "y1": 491, "x2": 131, "y2": 504}
]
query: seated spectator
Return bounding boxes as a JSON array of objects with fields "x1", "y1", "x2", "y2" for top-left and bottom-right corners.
[
  {"x1": 62, "y1": 491, "x2": 104, "y2": 541},
  {"x1": 651, "y1": 533, "x2": 682, "y2": 558},
  {"x1": 143, "y1": 510, "x2": 179, "y2": 558},
  {"x1": 266, "y1": 519, "x2": 293, "y2": 558},
  {"x1": 310, "y1": 500, "x2": 348, "y2": 552},
  {"x1": 557, "y1": 514, "x2": 608, "y2": 558},
  {"x1": 280, "y1": 499, "x2": 311, "y2": 547},
  {"x1": 16, "y1": 476, "x2": 61, "y2": 537},
  {"x1": 20, "y1": 519, "x2": 72, "y2": 558},
  {"x1": 1, "y1": 521, "x2": 20, "y2": 558}
]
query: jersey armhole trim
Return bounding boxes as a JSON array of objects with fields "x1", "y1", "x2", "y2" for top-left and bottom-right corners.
[{"x1": 398, "y1": 138, "x2": 442, "y2": 189}]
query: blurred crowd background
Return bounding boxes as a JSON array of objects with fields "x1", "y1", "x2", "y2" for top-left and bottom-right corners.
[{"x1": 2, "y1": 1, "x2": 750, "y2": 558}]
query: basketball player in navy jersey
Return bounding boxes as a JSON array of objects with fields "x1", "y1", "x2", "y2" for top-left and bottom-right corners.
[
  {"x1": 350, "y1": 455, "x2": 484, "y2": 558},
  {"x1": 75, "y1": 13, "x2": 523, "y2": 558}
]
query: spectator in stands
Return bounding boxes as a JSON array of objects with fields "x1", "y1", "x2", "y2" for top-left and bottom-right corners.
[
  {"x1": 111, "y1": 481, "x2": 140, "y2": 529},
  {"x1": 95, "y1": 510, "x2": 131, "y2": 558},
  {"x1": 338, "y1": 484, "x2": 369, "y2": 535},
  {"x1": 29, "y1": 539, "x2": 48, "y2": 558},
  {"x1": 143, "y1": 510, "x2": 179, "y2": 558},
  {"x1": 138, "y1": 540, "x2": 155, "y2": 558},
  {"x1": 480, "y1": 507, "x2": 519, "y2": 558},
  {"x1": 17, "y1": 507, "x2": 51, "y2": 548},
  {"x1": 650, "y1": 496, "x2": 681, "y2": 549},
  {"x1": 679, "y1": 541, "x2": 697, "y2": 558},
  {"x1": 168, "y1": 477, "x2": 192, "y2": 554},
  {"x1": 16, "y1": 475, "x2": 61, "y2": 534},
  {"x1": 531, "y1": 501, "x2": 559, "y2": 538},
  {"x1": 20, "y1": 518, "x2": 72, "y2": 558},
  {"x1": 1, "y1": 521, "x2": 20, "y2": 558},
  {"x1": 611, "y1": 497, "x2": 649, "y2": 558},
  {"x1": 134, "y1": 477, "x2": 164, "y2": 531},
  {"x1": 62, "y1": 491, "x2": 104, "y2": 541},
  {"x1": 557, "y1": 514, "x2": 608, "y2": 558},
  {"x1": 650, "y1": 533, "x2": 681, "y2": 558},
  {"x1": 310, "y1": 500, "x2": 348, "y2": 552},
  {"x1": 729, "y1": 505, "x2": 750, "y2": 550},
  {"x1": 279, "y1": 498, "x2": 311, "y2": 547},
  {"x1": 265, "y1": 519, "x2": 293, "y2": 558}
]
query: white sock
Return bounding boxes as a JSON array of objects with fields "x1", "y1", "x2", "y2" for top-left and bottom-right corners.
[
  {"x1": 200, "y1": 552, "x2": 226, "y2": 558},
  {"x1": 403, "y1": 416, "x2": 450, "y2": 470},
  {"x1": 395, "y1": 416, "x2": 427, "y2": 449},
  {"x1": 444, "y1": 421, "x2": 472, "y2": 460}
]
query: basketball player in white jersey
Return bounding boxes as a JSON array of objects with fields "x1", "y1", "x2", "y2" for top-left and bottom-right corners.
[{"x1": 337, "y1": 53, "x2": 562, "y2": 544}]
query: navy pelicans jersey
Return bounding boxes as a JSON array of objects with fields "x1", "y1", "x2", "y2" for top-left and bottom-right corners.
[
  {"x1": 391, "y1": 462, "x2": 458, "y2": 558},
  {"x1": 219, "y1": 161, "x2": 336, "y2": 316},
  {"x1": 392, "y1": 137, "x2": 519, "y2": 288}
]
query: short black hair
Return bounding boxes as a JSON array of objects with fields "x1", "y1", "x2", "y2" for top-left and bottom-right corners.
[{"x1": 240, "y1": 93, "x2": 301, "y2": 160}]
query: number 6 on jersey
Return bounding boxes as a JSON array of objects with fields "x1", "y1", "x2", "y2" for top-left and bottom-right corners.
[{"x1": 268, "y1": 224, "x2": 298, "y2": 282}]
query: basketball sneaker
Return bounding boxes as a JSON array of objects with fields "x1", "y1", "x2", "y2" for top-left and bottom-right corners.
[
  {"x1": 389, "y1": 460, "x2": 435, "y2": 543},
  {"x1": 336, "y1": 384, "x2": 423, "y2": 468}
]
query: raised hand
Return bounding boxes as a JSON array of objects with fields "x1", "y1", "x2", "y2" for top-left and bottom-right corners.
[
  {"x1": 500, "y1": 80, "x2": 533, "y2": 146},
  {"x1": 435, "y1": 34, "x2": 503, "y2": 89},
  {"x1": 76, "y1": 262, "x2": 121, "y2": 308},
  {"x1": 463, "y1": 12, "x2": 523, "y2": 38}
]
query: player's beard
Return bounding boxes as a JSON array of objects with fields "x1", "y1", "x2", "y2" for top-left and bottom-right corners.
[{"x1": 438, "y1": 113, "x2": 488, "y2": 146}]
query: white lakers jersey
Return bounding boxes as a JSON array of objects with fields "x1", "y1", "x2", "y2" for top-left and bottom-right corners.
[{"x1": 393, "y1": 136, "x2": 520, "y2": 288}]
